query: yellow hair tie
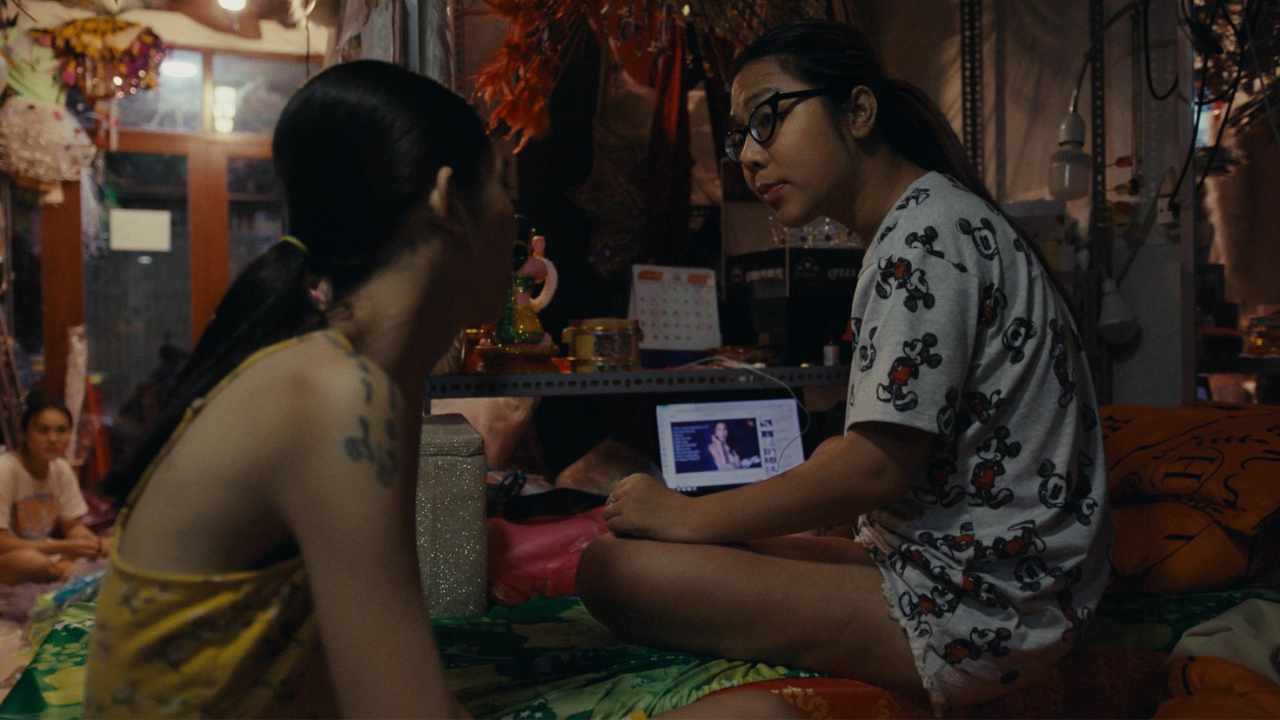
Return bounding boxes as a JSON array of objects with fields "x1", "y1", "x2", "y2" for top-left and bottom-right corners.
[{"x1": 280, "y1": 235, "x2": 309, "y2": 254}]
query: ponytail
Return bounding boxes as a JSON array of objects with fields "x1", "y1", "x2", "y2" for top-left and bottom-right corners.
[
  {"x1": 877, "y1": 80, "x2": 1075, "y2": 314},
  {"x1": 879, "y1": 80, "x2": 976, "y2": 201},
  {"x1": 103, "y1": 240, "x2": 325, "y2": 501},
  {"x1": 104, "y1": 61, "x2": 494, "y2": 504}
]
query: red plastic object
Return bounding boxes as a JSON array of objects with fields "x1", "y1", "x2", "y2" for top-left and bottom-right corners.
[{"x1": 487, "y1": 506, "x2": 609, "y2": 605}]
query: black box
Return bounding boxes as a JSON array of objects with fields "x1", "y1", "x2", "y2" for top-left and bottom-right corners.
[{"x1": 723, "y1": 246, "x2": 865, "y2": 364}]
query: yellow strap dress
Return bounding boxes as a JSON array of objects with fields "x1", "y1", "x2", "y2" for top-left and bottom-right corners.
[{"x1": 84, "y1": 333, "x2": 341, "y2": 718}]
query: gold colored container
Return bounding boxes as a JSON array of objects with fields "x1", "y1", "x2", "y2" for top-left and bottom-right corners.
[
  {"x1": 1242, "y1": 315, "x2": 1280, "y2": 358},
  {"x1": 562, "y1": 318, "x2": 642, "y2": 372}
]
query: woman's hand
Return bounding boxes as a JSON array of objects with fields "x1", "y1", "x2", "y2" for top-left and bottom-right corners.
[
  {"x1": 65, "y1": 524, "x2": 107, "y2": 557},
  {"x1": 45, "y1": 536, "x2": 100, "y2": 559},
  {"x1": 603, "y1": 474, "x2": 705, "y2": 543}
]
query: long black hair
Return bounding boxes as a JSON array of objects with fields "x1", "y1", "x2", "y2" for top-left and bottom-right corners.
[
  {"x1": 21, "y1": 391, "x2": 72, "y2": 434},
  {"x1": 732, "y1": 21, "x2": 1071, "y2": 306},
  {"x1": 105, "y1": 61, "x2": 493, "y2": 501},
  {"x1": 16, "y1": 391, "x2": 72, "y2": 463}
]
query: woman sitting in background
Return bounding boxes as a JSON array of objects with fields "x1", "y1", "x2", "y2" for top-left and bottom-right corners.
[
  {"x1": 84, "y1": 61, "x2": 514, "y2": 718},
  {"x1": 0, "y1": 392, "x2": 105, "y2": 584}
]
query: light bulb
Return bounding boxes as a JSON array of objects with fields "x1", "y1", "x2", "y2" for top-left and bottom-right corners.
[
  {"x1": 1050, "y1": 147, "x2": 1090, "y2": 200},
  {"x1": 1098, "y1": 277, "x2": 1138, "y2": 345},
  {"x1": 212, "y1": 85, "x2": 238, "y2": 119},
  {"x1": 159, "y1": 59, "x2": 198, "y2": 79},
  {"x1": 218, "y1": 0, "x2": 247, "y2": 12},
  {"x1": 1049, "y1": 111, "x2": 1090, "y2": 201}
]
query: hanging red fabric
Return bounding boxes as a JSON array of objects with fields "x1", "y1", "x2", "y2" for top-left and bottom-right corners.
[{"x1": 642, "y1": 22, "x2": 692, "y2": 265}]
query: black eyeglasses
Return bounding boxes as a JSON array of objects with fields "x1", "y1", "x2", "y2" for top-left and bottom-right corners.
[{"x1": 724, "y1": 87, "x2": 834, "y2": 163}]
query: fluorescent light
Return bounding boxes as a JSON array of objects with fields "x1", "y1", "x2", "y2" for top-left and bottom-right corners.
[
  {"x1": 219, "y1": 0, "x2": 247, "y2": 12},
  {"x1": 1098, "y1": 278, "x2": 1138, "y2": 345},
  {"x1": 1049, "y1": 111, "x2": 1090, "y2": 201},
  {"x1": 212, "y1": 85, "x2": 237, "y2": 119},
  {"x1": 160, "y1": 59, "x2": 198, "y2": 79},
  {"x1": 214, "y1": 116, "x2": 235, "y2": 134}
]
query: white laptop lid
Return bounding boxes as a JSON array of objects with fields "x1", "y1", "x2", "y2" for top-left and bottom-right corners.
[{"x1": 656, "y1": 399, "x2": 805, "y2": 491}]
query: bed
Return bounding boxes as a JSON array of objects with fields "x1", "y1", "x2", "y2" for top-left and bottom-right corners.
[{"x1": 1, "y1": 403, "x2": 1277, "y2": 718}]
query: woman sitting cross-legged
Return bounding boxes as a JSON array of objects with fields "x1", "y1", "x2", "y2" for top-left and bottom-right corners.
[
  {"x1": 577, "y1": 21, "x2": 1111, "y2": 716},
  {"x1": 0, "y1": 392, "x2": 107, "y2": 584}
]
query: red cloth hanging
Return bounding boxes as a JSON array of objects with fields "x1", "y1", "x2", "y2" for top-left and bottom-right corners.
[
  {"x1": 642, "y1": 25, "x2": 692, "y2": 265},
  {"x1": 77, "y1": 380, "x2": 117, "y2": 532},
  {"x1": 80, "y1": 380, "x2": 111, "y2": 490}
]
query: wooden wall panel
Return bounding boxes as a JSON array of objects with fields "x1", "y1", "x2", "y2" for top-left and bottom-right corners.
[
  {"x1": 190, "y1": 144, "x2": 230, "y2": 342},
  {"x1": 35, "y1": 47, "x2": 289, "y2": 395},
  {"x1": 40, "y1": 181, "x2": 83, "y2": 400}
]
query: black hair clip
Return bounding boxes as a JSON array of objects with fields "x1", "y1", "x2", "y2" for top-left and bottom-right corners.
[
  {"x1": 486, "y1": 469, "x2": 528, "y2": 516},
  {"x1": 484, "y1": 468, "x2": 607, "y2": 521}
]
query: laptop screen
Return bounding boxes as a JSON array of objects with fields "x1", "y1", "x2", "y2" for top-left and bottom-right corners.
[{"x1": 656, "y1": 399, "x2": 806, "y2": 492}]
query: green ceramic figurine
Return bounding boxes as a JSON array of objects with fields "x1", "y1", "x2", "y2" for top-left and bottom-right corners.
[{"x1": 495, "y1": 231, "x2": 557, "y2": 347}]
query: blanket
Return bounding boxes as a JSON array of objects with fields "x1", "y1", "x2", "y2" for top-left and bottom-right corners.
[
  {"x1": 0, "y1": 588, "x2": 818, "y2": 720},
  {"x1": 1103, "y1": 404, "x2": 1280, "y2": 592},
  {"x1": 0, "y1": 571, "x2": 104, "y2": 713},
  {"x1": 5, "y1": 583, "x2": 1278, "y2": 719},
  {"x1": 1088, "y1": 587, "x2": 1280, "y2": 653},
  {"x1": 442, "y1": 596, "x2": 820, "y2": 718},
  {"x1": 702, "y1": 589, "x2": 1280, "y2": 720},
  {"x1": 0, "y1": 602, "x2": 95, "y2": 720}
]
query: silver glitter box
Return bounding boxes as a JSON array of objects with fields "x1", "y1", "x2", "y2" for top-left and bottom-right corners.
[{"x1": 417, "y1": 413, "x2": 488, "y2": 617}]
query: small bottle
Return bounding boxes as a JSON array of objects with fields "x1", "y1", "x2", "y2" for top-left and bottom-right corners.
[{"x1": 822, "y1": 340, "x2": 839, "y2": 367}]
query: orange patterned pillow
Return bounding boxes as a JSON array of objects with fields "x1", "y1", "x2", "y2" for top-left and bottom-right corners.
[
  {"x1": 1156, "y1": 656, "x2": 1280, "y2": 718},
  {"x1": 1102, "y1": 404, "x2": 1280, "y2": 535},
  {"x1": 1110, "y1": 502, "x2": 1250, "y2": 593},
  {"x1": 962, "y1": 648, "x2": 1168, "y2": 719}
]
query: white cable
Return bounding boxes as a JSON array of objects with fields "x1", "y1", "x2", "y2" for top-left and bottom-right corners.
[{"x1": 714, "y1": 358, "x2": 813, "y2": 474}]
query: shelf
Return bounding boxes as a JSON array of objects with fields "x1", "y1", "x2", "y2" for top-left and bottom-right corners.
[
  {"x1": 228, "y1": 192, "x2": 281, "y2": 204},
  {"x1": 1200, "y1": 355, "x2": 1280, "y2": 375},
  {"x1": 428, "y1": 365, "x2": 850, "y2": 399}
]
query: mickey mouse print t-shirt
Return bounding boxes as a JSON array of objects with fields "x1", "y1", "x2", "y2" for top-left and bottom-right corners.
[{"x1": 844, "y1": 172, "x2": 1111, "y2": 711}]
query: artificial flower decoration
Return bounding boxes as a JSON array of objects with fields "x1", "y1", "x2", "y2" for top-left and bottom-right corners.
[
  {"x1": 29, "y1": 16, "x2": 166, "y2": 103},
  {"x1": 0, "y1": 97, "x2": 97, "y2": 200},
  {"x1": 473, "y1": 0, "x2": 831, "y2": 152},
  {"x1": 473, "y1": 0, "x2": 582, "y2": 152}
]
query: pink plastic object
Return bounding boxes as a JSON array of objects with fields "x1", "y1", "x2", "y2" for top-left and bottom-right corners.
[{"x1": 486, "y1": 506, "x2": 608, "y2": 606}]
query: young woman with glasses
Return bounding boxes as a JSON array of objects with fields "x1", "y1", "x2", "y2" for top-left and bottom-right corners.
[{"x1": 578, "y1": 21, "x2": 1110, "y2": 714}]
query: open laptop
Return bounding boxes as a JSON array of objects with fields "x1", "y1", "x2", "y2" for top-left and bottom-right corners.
[{"x1": 656, "y1": 399, "x2": 806, "y2": 494}]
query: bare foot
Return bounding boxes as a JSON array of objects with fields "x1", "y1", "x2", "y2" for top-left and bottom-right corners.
[{"x1": 52, "y1": 559, "x2": 75, "y2": 581}]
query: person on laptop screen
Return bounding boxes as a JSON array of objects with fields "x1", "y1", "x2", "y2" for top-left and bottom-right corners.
[
  {"x1": 576, "y1": 20, "x2": 1111, "y2": 717},
  {"x1": 707, "y1": 422, "x2": 740, "y2": 470},
  {"x1": 709, "y1": 421, "x2": 761, "y2": 470}
]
